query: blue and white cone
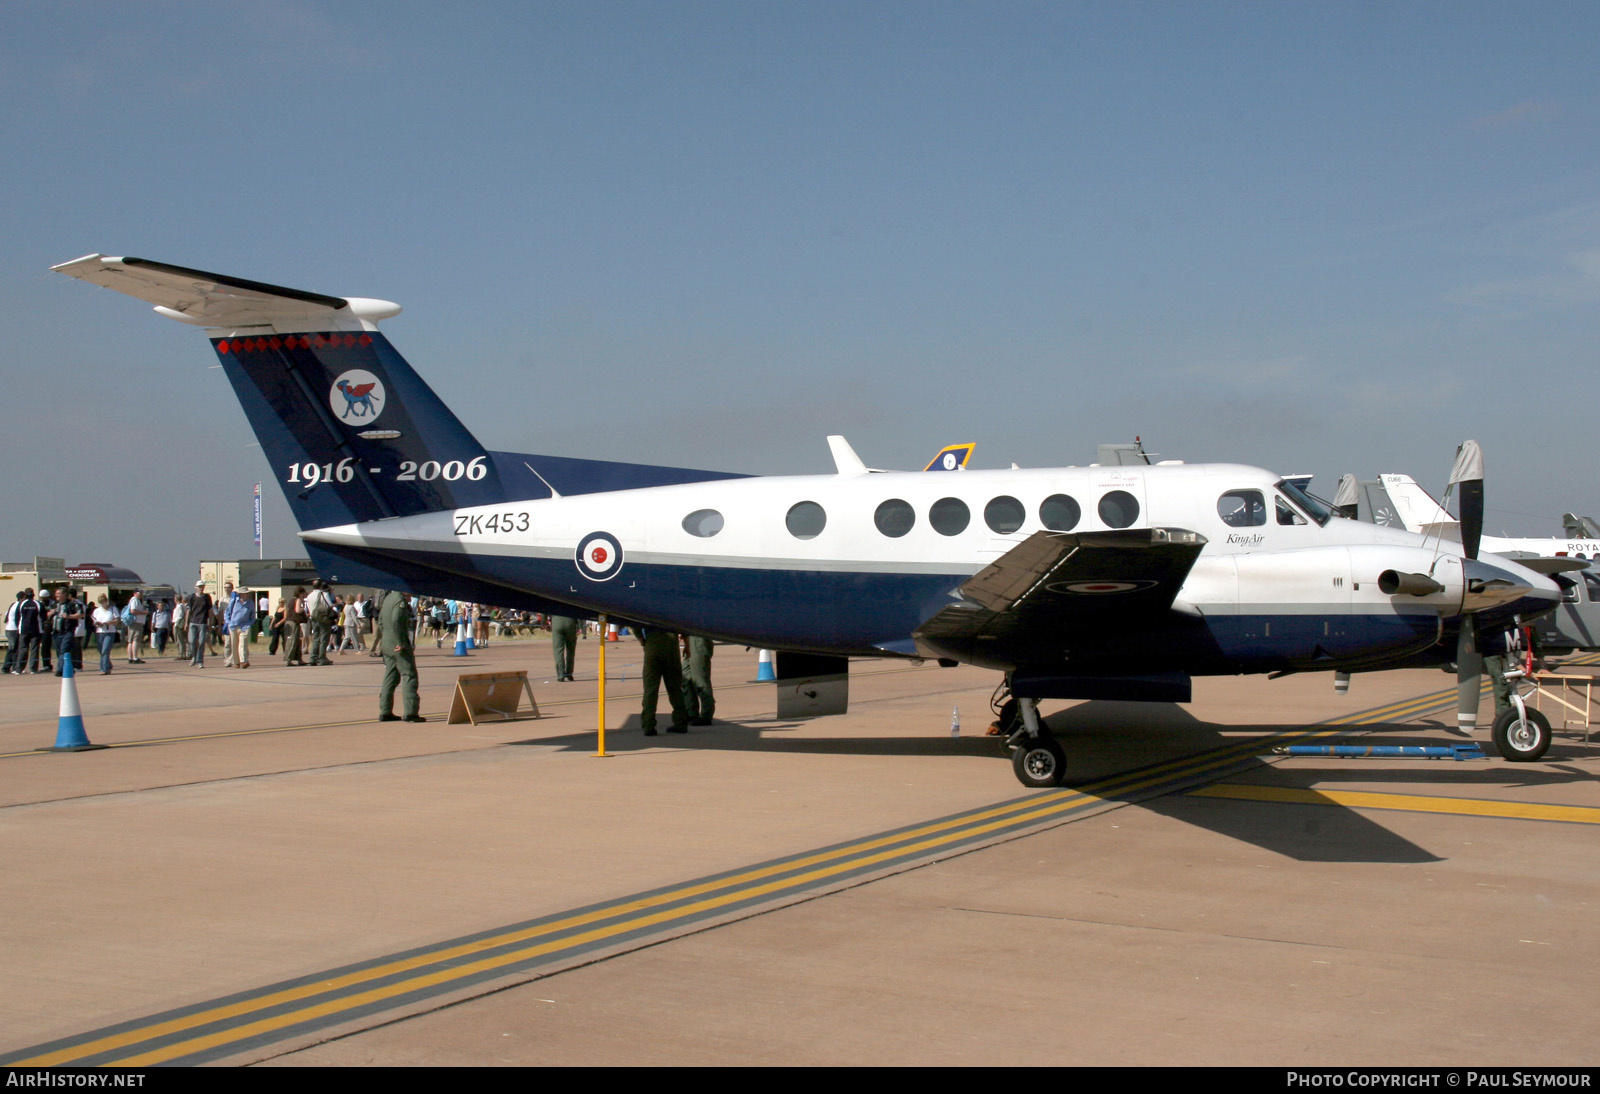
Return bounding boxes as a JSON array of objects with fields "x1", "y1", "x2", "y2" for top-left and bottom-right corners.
[
  {"x1": 756, "y1": 648, "x2": 775, "y2": 682},
  {"x1": 453, "y1": 621, "x2": 469, "y2": 657},
  {"x1": 46, "y1": 656, "x2": 104, "y2": 752}
]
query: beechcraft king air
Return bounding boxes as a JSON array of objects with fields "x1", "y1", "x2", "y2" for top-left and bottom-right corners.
[{"x1": 54, "y1": 255, "x2": 1564, "y2": 785}]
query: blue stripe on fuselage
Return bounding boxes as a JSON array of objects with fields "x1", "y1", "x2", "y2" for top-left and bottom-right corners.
[{"x1": 343, "y1": 546, "x2": 1453, "y2": 673}]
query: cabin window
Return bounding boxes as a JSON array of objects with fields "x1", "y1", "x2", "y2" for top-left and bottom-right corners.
[
  {"x1": 874, "y1": 499, "x2": 916, "y2": 538},
  {"x1": 1098, "y1": 490, "x2": 1140, "y2": 529},
  {"x1": 929, "y1": 497, "x2": 971, "y2": 536},
  {"x1": 682, "y1": 509, "x2": 724, "y2": 538},
  {"x1": 786, "y1": 501, "x2": 827, "y2": 540},
  {"x1": 1218, "y1": 490, "x2": 1266, "y2": 528},
  {"x1": 1276, "y1": 496, "x2": 1307, "y2": 526},
  {"x1": 984, "y1": 496, "x2": 1026, "y2": 534},
  {"x1": 1039, "y1": 494, "x2": 1081, "y2": 532}
]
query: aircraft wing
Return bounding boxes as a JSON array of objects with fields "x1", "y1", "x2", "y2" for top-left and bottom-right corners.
[{"x1": 912, "y1": 528, "x2": 1207, "y2": 659}]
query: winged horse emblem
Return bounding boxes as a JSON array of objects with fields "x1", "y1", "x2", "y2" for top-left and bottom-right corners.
[{"x1": 336, "y1": 378, "x2": 381, "y2": 419}]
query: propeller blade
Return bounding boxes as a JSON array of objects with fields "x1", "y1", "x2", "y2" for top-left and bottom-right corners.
[
  {"x1": 1332, "y1": 474, "x2": 1359, "y2": 518},
  {"x1": 1449, "y1": 439, "x2": 1484, "y2": 561},
  {"x1": 1455, "y1": 619, "x2": 1481, "y2": 736}
]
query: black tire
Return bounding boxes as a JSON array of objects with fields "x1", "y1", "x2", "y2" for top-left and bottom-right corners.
[
  {"x1": 1012, "y1": 736, "x2": 1067, "y2": 788},
  {"x1": 1492, "y1": 707, "x2": 1552, "y2": 762}
]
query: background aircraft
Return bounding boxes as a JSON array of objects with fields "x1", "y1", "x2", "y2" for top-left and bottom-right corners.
[{"x1": 54, "y1": 255, "x2": 1562, "y2": 784}]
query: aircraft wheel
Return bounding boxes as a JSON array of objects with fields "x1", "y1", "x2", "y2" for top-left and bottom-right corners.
[
  {"x1": 1492, "y1": 707, "x2": 1552, "y2": 762},
  {"x1": 1012, "y1": 736, "x2": 1066, "y2": 788}
]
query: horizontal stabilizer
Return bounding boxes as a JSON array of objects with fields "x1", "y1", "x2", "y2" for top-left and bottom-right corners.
[{"x1": 52, "y1": 255, "x2": 399, "y2": 332}]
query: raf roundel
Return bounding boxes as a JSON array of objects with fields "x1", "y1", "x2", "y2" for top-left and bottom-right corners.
[
  {"x1": 329, "y1": 369, "x2": 386, "y2": 425},
  {"x1": 575, "y1": 531, "x2": 624, "y2": 582},
  {"x1": 1046, "y1": 579, "x2": 1160, "y2": 595}
]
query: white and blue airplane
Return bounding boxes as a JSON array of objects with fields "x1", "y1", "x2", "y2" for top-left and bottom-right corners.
[{"x1": 53, "y1": 255, "x2": 1564, "y2": 783}]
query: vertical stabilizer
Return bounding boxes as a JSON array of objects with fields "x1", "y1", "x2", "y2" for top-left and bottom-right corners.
[{"x1": 53, "y1": 255, "x2": 508, "y2": 530}]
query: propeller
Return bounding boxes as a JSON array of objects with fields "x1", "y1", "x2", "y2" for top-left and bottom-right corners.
[
  {"x1": 1332, "y1": 474, "x2": 1360, "y2": 519},
  {"x1": 1448, "y1": 440, "x2": 1485, "y2": 736}
]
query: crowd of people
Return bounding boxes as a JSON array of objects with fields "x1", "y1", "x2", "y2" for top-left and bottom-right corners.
[{"x1": 4, "y1": 584, "x2": 720, "y2": 735}]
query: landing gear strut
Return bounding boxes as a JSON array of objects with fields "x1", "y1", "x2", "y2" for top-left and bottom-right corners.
[{"x1": 1004, "y1": 696, "x2": 1067, "y2": 788}]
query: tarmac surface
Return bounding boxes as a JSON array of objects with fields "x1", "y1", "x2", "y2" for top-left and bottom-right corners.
[{"x1": 0, "y1": 633, "x2": 1595, "y2": 1066}]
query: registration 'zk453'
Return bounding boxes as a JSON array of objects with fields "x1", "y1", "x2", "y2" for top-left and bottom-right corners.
[{"x1": 454, "y1": 511, "x2": 530, "y2": 535}]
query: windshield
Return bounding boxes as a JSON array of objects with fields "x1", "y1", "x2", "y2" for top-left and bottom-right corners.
[{"x1": 1275, "y1": 478, "x2": 1332, "y2": 526}]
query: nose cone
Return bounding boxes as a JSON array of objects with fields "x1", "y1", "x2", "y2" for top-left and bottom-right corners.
[{"x1": 1464, "y1": 556, "x2": 1560, "y2": 620}]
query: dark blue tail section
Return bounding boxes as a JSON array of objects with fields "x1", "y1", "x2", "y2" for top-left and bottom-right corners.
[
  {"x1": 213, "y1": 330, "x2": 509, "y2": 529},
  {"x1": 52, "y1": 253, "x2": 749, "y2": 544}
]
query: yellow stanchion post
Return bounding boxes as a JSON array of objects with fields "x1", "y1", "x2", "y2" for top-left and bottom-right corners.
[{"x1": 595, "y1": 613, "x2": 608, "y2": 757}]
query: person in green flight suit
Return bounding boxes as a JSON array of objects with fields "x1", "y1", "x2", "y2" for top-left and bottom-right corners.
[
  {"x1": 636, "y1": 626, "x2": 688, "y2": 736},
  {"x1": 550, "y1": 614, "x2": 578, "y2": 682},
  {"x1": 378, "y1": 589, "x2": 426, "y2": 723},
  {"x1": 681, "y1": 634, "x2": 715, "y2": 725}
]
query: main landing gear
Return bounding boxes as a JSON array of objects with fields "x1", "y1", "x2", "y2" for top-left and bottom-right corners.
[{"x1": 998, "y1": 694, "x2": 1067, "y2": 788}]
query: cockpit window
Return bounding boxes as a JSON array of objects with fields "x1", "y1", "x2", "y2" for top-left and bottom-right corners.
[
  {"x1": 1276, "y1": 496, "x2": 1306, "y2": 526},
  {"x1": 1275, "y1": 479, "x2": 1332, "y2": 526},
  {"x1": 1218, "y1": 490, "x2": 1266, "y2": 527}
]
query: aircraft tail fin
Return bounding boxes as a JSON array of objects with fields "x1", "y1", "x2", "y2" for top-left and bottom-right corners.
[
  {"x1": 923, "y1": 442, "x2": 975, "y2": 472},
  {"x1": 1564, "y1": 513, "x2": 1600, "y2": 539},
  {"x1": 1376, "y1": 473, "x2": 1456, "y2": 535},
  {"x1": 53, "y1": 255, "x2": 509, "y2": 530}
]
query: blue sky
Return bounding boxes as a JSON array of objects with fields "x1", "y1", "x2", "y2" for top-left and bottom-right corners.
[{"x1": 4, "y1": 2, "x2": 1599, "y2": 584}]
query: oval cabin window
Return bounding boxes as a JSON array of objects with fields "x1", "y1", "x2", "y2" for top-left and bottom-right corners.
[
  {"x1": 1098, "y1": 490, "x2": 1140, "y2": 529},
  {"x1": 1039, "y1": 494, "x2": 1081, "y2": 531},
  {"x1": 929, "y1": 497, "x2": 971, "y2": 536},
  {"x1": 984, "y1": 495, "x2": 1026, "y2": 534},
  {"x1": 874, "y1": 499, "x2": 915, "y2": 538},
  {"x1": 682, "y1": 509, "x2": 724, "y2": 537},
  {"x1": 786, "y1": 501, "x2": 827, "y2": 540}
]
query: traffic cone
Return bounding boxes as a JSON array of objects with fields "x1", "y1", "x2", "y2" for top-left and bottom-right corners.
[
  {"x1": 453, "y1": 621, "x2": 469, "y2": 657},
  {"x1": 755, "y1": 648, "x2": 775, "y2": 682},
  {"x1": 607, "y1": 624, "x2": 619, "y2": 643},
  {"x1": 43, "y1": 657, "x2": 106, "y2": 752}
]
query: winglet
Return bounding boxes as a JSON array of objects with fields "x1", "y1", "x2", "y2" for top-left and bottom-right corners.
[{"x1": 827, "y1": 435, "x2": 869, "y2": 476}]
